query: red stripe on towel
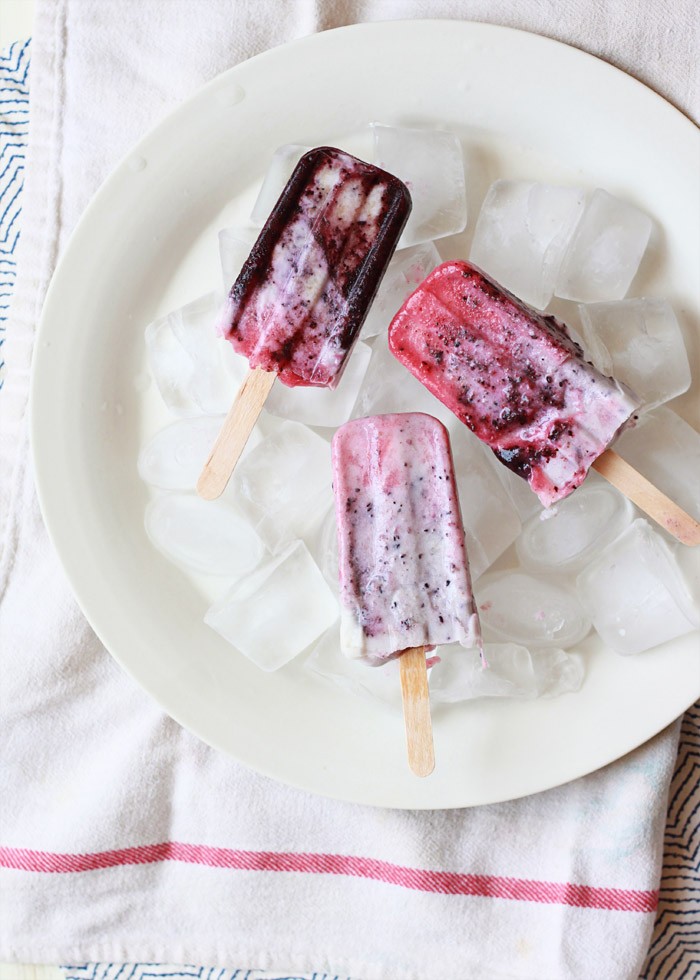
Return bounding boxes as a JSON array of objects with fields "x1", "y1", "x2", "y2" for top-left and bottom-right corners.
[{"x1": 0, "y1": 843, "x2": 658, "y2": 912}]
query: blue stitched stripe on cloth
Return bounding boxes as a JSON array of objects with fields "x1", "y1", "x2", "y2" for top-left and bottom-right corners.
[
  {"x1": 0, "y1": 39, "x2": 30, "y2": 389},
  {"x1": 641, "y1": 702, "x2": 700, "y2": 978}
]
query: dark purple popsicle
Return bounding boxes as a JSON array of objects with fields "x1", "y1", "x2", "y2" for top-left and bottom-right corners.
[{"x1": 221, "y1": 146, "x2": 411, "y2": 389}]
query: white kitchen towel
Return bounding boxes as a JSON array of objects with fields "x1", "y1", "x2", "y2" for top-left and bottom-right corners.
[{"x1": 0, "y1": 2, "x2": 698, "y2": 978}]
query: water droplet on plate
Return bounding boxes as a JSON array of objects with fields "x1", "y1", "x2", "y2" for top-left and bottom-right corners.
[
  {"x1": 218, "y1": 83, "x2": 245, "y2": 107},
  {"x1": 128, "y1": 155, "x2": 147, "y2": 173}
]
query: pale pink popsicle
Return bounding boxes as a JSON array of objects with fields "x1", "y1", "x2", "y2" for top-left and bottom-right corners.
[
  {"x1": 388, "y1": 261, "x2": 641, "y2": 506},
  {"x1": 331, "y1": 412, "x2": 480, "y2": 661}
]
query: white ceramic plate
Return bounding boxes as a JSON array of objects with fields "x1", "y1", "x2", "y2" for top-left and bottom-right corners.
[{"x1": 31, "y1": 21, "x2": 700, "y2": 809}]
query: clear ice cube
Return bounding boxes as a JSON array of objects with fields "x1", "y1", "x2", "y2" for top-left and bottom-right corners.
[
  {"x1": 305, "y1": 625, "x2": 402, "y2": 707},
  {"x1": 231, "y1": 419, "x2": 333, "y2": 552},
  {"x1": 516, "y1": 478, "x2": 633, "y2": 574},
  {"x1": 372, "y1": 123, "x2": 467, "y2": 247},
  {"x1": 578, "y1": 298, "x2": 691, "y2": 411},
  {"x1": 145, "y1": 493, "x2": 265, "y2": 576},
  {"x1": 450, "y1": 435, "x2": 521, "y2": 581},
  {"x1": 476, "y1": 570, "x2": 591, "y2": 649},
  {"x1": 615, "y1": 408, "x2": 700, "y2": 522},
  {"x1": 250, "y1": 143, "x2": 311, "y2": 226},
  {"x1": 576, "y1": 519, "x2": 700, "y2": 655},
  {"x1": 145, "y1": 313, "x2": 196, "y2": 417},
  {"x1": 556, "y1": 189, "x2": 652, "y2": 303},
  {"x1": 205, "y1": 541, "x2": 339, "y2": 671},
  {"x1": 139, "y1": 416, "x2": 224, "y2": 490},
  {"x1": 145, "y1": 292, "x2": 233, "y2": 417},
  {"x1": 360, "y1": 242, "x2": 442, "y2": 340},
  {"x1": 264, "y1": 341, "x2": 372, "y2": 428},
  {"x1": 430, "y1": 643, "x2": 584, "y2": 702},
  {"x1": 470, "y1": 180, "x2": 585, "y2": 310},
  {"x1": 218, "y1": 226, "x2": 257, "y2": 290},
  {"x1": 490, "y1": 461, "x2": 544, "y2": 523},
  {"x1": 138, "y1": 416, "x2": 261, "y2": 491},
  {"x1": 308, "y1": 504, "x2": 339, "y2": 594},
  {"x1": 218, "y1": 340, "x2": 249, "y2": 392},
  {"x1": 352, "y1": 339, "x2": 462, "y2": 438}
]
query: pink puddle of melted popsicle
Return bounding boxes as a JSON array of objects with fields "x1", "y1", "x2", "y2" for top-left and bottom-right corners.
[
  {"x1": 388, "y1": 261, "x2": 641, "y2": 507},
  {"x1": 221, "y1": 147, "x2": 410, "y2": 389},
  {"x1": 332, "y1": 412, "x2": 480, "y2": 661}
]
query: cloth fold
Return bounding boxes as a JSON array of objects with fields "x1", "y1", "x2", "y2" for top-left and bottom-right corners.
[{"x1": 1, "y1": 2, "x2": 698, "y2": 978}]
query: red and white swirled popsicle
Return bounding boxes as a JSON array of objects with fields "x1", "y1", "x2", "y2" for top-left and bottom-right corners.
[
  {"x1": 332, "y1": 412, "x2": 480, "y2": 661},
  {"x1": 388, "y1": 261, "x2": 642, "y2": 507},
  {"x1": 197, "y1": 147, "x2": 411, "y2": 500}
]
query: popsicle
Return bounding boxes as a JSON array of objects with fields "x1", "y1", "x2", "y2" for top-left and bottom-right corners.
[
  {"x1": 388, "y1": 262, "x2": 700, "y2": 545},
  {"x1": 196, "y1": 147, "x2": 411, "y2": 499},
  {"x1": 332, "y1": 412, "x2": 480, "y2": 775}
]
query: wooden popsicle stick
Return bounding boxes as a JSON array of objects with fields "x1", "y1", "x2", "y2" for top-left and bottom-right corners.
[
  {"x1": 593, "y1": 448, "x2": 700, "y2": 547},
  {"x1": 196, "y1": 367, "x2": 276, "y2": 500},
  {"x1": 399, "y1": 646, "x2": 435, "y2": 778}
]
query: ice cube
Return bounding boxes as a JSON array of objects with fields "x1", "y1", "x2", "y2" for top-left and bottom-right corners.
[
  {"x1": 556, "y1": 189, "x2": 652, "y2": 302},
  {"x1": 250, "y1": 143, "x2": 311, "y2": 226},
  {"x1": 205, "y1": 541, "x2": 339, "y2": 671},
  {"x1": 145, "y1": 292, "x2": 232, "y2": 416},
  {"x1": 372, "y1": 124, "x2": 467, "y2": 247},
  {"x1": 360, "y1": 242, "x2": 441, "y2": 340},
  {"x1": 218, "y1": 334, "x2": 250, "y2": 389},
  {"x1": 145, "y1": 313, "x2": 197, "y2": 416},
  {"x1": 491, "y1": 462, "x2": 544, "y2": 523},
  {"x1": 476, "y1": 570, "x2": 591, "y2": 649},
  {"x1": 677, "y1": 547, "x2": 700, "y2": 623},
  {"x1": 615, "y1": 408, "x2": 700, "y2": 522},
  {"x1": 470, "y1": 180, "x2": 586, "y2": 310},
  {"x1": 430, "y1": 643, "x2": 584, "y2": 702},
  {"x1": 308, "y1": 505, "x2": 339, "y2": 594},
  {"x1": 576, "y1": 519, "x2": 699, "y2": 655},
  {"x1": 516, "y1": 479, "x2": 633, "y2": 574},
  {"x1": 353, "y1": 340, "x2": 462, "y2": 437},
  {"x1": 139, "y1": 417, "x2": 224, "y2": 490},
  {"x1": 231, "y1": 419, "x2": 333, "y2": 552},
  {"x1": 138, "y1": 417, "x2": 261, "y2": 491},
  {"x1": 577, "y1": 298, "x2": 691, "y2": 411},
  {"x1": 264, "y1": 341, "x2": 372, "y2": 428},
  {"x1": 450, "y1": 435, "x2": 521, "y2": 580},
  {"x1": 145, "y1": 493, "x2": 265, "y2": 576},
  {"x1": 305, "y1": 625, "x2": 402, "y2": 707},
  {"x1": 218, "y1": 226, "x2": 257, "y2": 290}
]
